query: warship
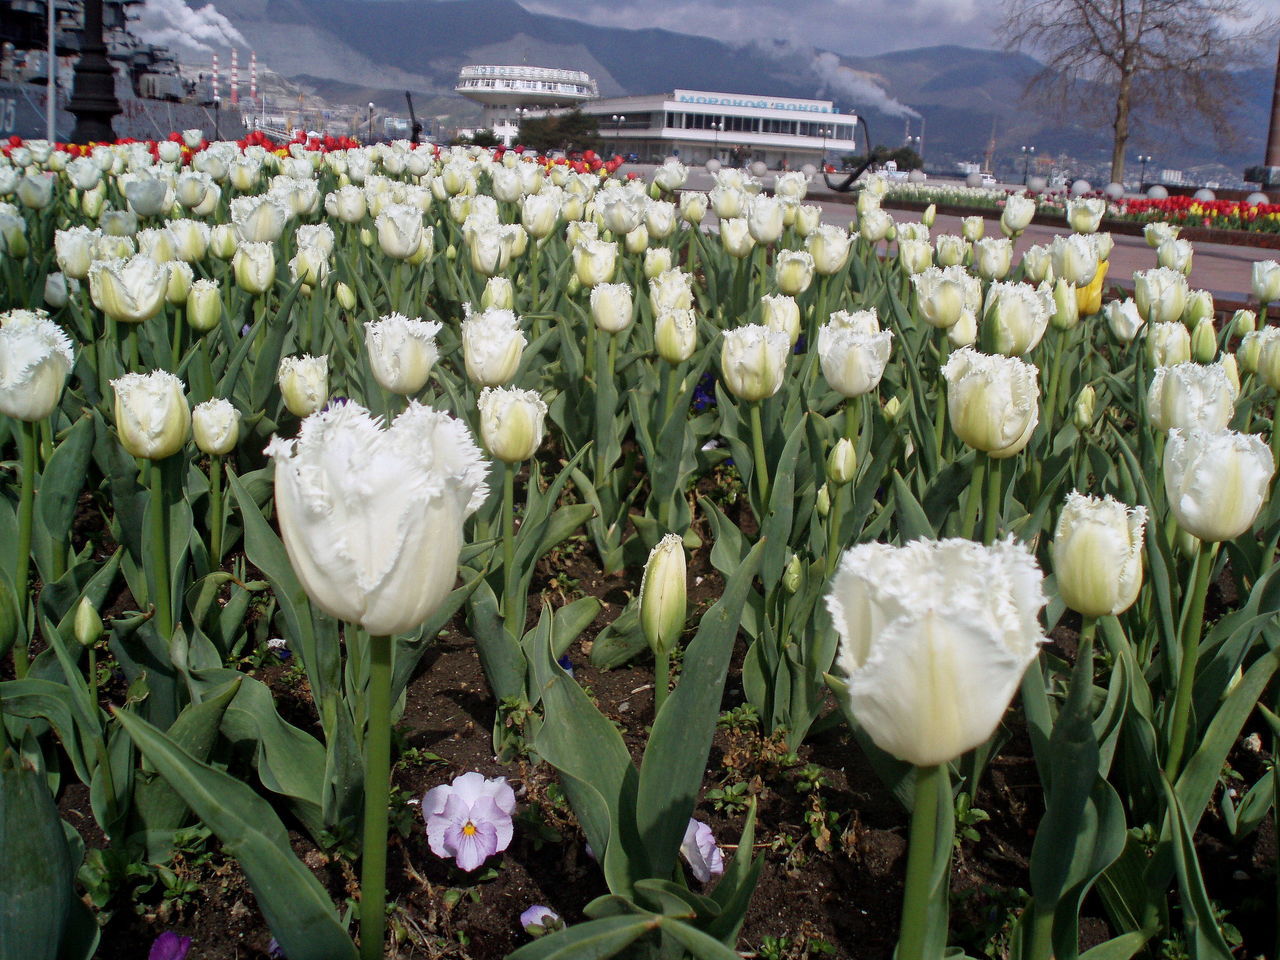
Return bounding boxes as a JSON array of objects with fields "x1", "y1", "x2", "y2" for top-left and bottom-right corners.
[{"x1": 0, "y1": 0, "x2": 221, "y2": 142}]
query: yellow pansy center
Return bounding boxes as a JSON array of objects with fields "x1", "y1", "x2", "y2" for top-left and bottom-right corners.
[{"x1": 462, "y1": 821, "x2": 477, "y2": 836}]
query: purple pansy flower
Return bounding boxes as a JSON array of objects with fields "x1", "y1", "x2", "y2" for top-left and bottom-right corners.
[
  {"x1": 423, "y1": 771, "x2": 516, "y2": 871},
  {"x1": 148, "y1": 931, "x2": 192, "y2": 960},
  {"x1": 520, "y1": 904, "x2": 564, "y2": 937},
  {"x1": 679, "y1": 818, "x2": 724, "y2": 884}
]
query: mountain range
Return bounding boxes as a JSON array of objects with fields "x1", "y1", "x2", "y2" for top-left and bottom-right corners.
[{"x1": 194, "y1": 0, "x2": 1270, "y2": 178}]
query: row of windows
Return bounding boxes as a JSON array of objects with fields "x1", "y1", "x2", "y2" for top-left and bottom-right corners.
[
  {"x1": 457, "y1": 79, "x2": 594, "y2": 96},
  {"x1": 661, "y1": 112, "x2": 853, "y2": 140}
]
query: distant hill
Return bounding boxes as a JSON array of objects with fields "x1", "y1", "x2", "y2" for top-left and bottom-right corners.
[{"x1": 198, "y1": 0, "x2": 1271, "y2": 178}]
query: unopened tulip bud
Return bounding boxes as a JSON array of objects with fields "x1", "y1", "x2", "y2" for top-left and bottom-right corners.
[
  {"x1": 883, "y1": 396, "x2": 904, "y2": 423},
  {"x1": 81, "y1": 185, "x2": 105, "y2": 218},
  {"x1": 482, "y1": 276, "x2": 514, "y2": 310},
  {"x1": 922, "y1": 203, "x2": 936, "y2": 228},
  {"x1": 209, "y1": 223, "x2": 237, "y2": 260},
  {"x1": 640, "y1": 533, "x2": 686, "y2": 657},
  {"x1": 655, "y1": 309, "x2": 697, "y2": 364},
  {"x1": 1073, "y1": 385, "x2": 1096, "y2": 432},
  {"x1": 43, "y1": 272, "x2": 72, "y2": 309},
  {"x1": 1175, "y1": 528, "x2": 1200, "y2": 559},
  {"x1": 644, "y1": 247, "x2": 673, "y2": 279},
  {"x1": 1050, "y1": 278, "x2": 1079, "y2": 331},
  {"x1": 192, "y1": 397, "x2": 241, "y2": 455},
  {"x1": 335, "y1": 281, "x2": 357, "y2": 311},
  {"x1": 74, "y1": 597, "x2": 104, "y2": 648},
  {"x1": 277, "y1": 354, "x2": 329, "y2": 417},
  {"x1": 1232, "y1": 309, "x2": 1256, "y2": 337},
  {"x1": 1220, "y1": 353, "x2": 1241, "y2": 394},
  {"x1": 816, "y1": 483, "x2": 831, "y2": 517},
  {"x1": 827, "y1": 438, "x2": 857, "y2": 485},
  {"x1": 1191, "y1": 318, "x2": 1217, "y2": 364},
  {"x1": 783, "y1": 554, "x2": 803, "y2": 594},
  {"x1": 479, "y1": 385, "x2": 547, "y2": 463},
  {"x1": 233, "y1": 242, "x2": 276, "y2": 296}
]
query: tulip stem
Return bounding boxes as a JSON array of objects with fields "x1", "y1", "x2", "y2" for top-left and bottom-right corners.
[
  {"x1": 982, "y1": 454, "x2": 1002, "y2": 545},
  {"x1": 209, "y1": 455, "x2": 224, "y2": 567},
  {"x1": 171, "y1": 306, "x2": 184, "y2": 372},
  {"x1": 750, "y1": 402, "x2": 770, "y2": 512},
  {"x1": 502, "y1": 465, "x2": 519, "y2": 636},
  {"x1": 826, "y1": 484, "x2": 844, "y2": 577},
  {"x1": 148, "y1": 459, "x2": 174, "y2": 639},
  {"x1": 899, "y1": 763, "x2": 950, "y2": 960},
  {"x1": 529, "y1": 242, "x2": 541, "y2": 316},
  {"x1": 933, "y1": 335, "x2": 950, "y2": 463},
  {"x1": 654, "y1": 648, "x2": 670, "y2": 717},
  {"x1": 962, "y1": 455, "x2": 986, "y2": 543},
  {"x1": 1165, "y1": 539, "x2": 1218, "y2": 779},
  {"x1": 1271, "y1": 402, "x2": 1280, "y2": 471},
  {"x1": 359, "y1": 633, "x2": 393, "y2": 960},
  {"x1": 12, "y1": 420, "x2": 37, "y2": 680}
]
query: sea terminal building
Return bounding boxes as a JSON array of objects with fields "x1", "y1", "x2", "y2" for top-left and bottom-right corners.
[
  {"x1": 455, "y1": 64, "x2": 598, "y2": 147},
  {"x1": 578, "y1": 89, "x2": 858, "y2": 169}
]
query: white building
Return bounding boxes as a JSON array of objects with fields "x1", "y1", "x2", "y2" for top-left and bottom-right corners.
[
  {"x1": 577, "y1": 89, "x2": 858, "y2": 169},
  {"x1": 455, "y1": 64, "x2": 598, "y2": 146}
]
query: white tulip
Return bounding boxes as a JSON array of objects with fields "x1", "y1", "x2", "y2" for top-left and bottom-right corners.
[
  {"x1": 264, "y1": 400, "x2": 488, "y2": 636},
  {"x1": 365, "y1": 313, "x2": 442, "y2": 395},
  {"x1": 1052, "y1": 492, "x2": 1147, "y2": 618},
  {"x1": 111, "y1": 370, "x2": 190, "y2": 459},
  {"x1": 1145, "y1": 322, "x2": 1191, "y2": 368},
  {"x1": 277, "y1": 354, "x2": 330, "y2": 417},
  {"x1": 943, "y1": 347, "x2": 1040, "y2": 458},
  {"x1": 806, "y1": 224, "x2": 852, "y2": 275},
  {"x1": 747, "y1": 195, "x2": 785, "y2": 245},
  {"x1": 774, "y1": 250, "x2": 815, "y2": 295},
  {"x1": 961, "y1": 215, "x2": 985, "y2": 242},
  {"x1": 232, "y1": 241, "x2": 276, "y2": 296},
  {"x1": 982, "y1": 281, "x2": 1052, "y2": 356},
  {"x1": 1133, "y1": 267, "x2": 1187, "y2": 325},
  {"x1": 230, "y1": 194, "x2": 290, "y2": 243},
  {"x1": 649, "y1": 268, "x2": 695, "y2": 314},
  {"x1": 478, "y1": 385, "x2": 547, "y2": 463},
  {"x1": 89, "y1": 255, "x2": 170, "y2": 323},
  {"x1": 573, "y1": 238, "x2": 617, "y2": 287},
  {"x1": 858, "y1": 208, "x2": 894, "y2": 243},
  {"x1": 935, "y1": 234, "x2": 970, "y2": 269},
  {"x1": 55, "y1": 225, "x2": 97, "y2": 280},
  {"x1": 1048, "y1": 234, "x2": 1098, "y2": 286},
  {"x1": 973, "y1": 237, "x2": 1013, "y2": 281},
  {"x1": 1147, "y1": 361, "x2": 1237, "y2": 433},
  {"x1": 1253, "y1": 260, "x2": 1280, "y2": 305},
  {"x1": 826, "y1": 537, "x2": 1046, "y2": 767},
  {"x1": 721, "y1": 324, "x2": 789, "y2": 402},
  {"x1": 1104, "y1": 298, "x2": 1145, "y2": 343},
  {"x1": 640, "y1": 533, "x2": 687, "y2": 657},
  {"x1": 1000, "y1": 194, "x2": 1036, "y2": 235},
  {"x1": 192, "y1": 398, "x2": 241, "y2": 455},
  {"x1": 376, "y1": 203, "x2": 425, "y2": 260},
  {"x1": 761, "y1": 294, "x2": 801, "y2": 346},
  {"x1": 817, "y1": 309, "x2": 893, "y2": 398},
  {"x1": 644, "y1": 247, "x2": 674, "y2": 279},
  {"x1": 462, "y1": 306, "x2": 527, "y2": 387},
  {"x1": 1144, "y1": 222, "x2": 1179, "y2": 249},
  {"x1": 1066, "y1": 196, "x2": 1105, "y2": 233},
  {"x1": 679, "y1": 191, "x2": 708, "y2": 225},
  {"x1": 0, "y1": 309, "x2": 74, "y2": 421},
  {"x1": 719, "y1": 218, "x2": 755, "y2": 259},
  {"x1": 1157, "y1": 238, "x2": 1194, "y2": 276},
  {"x1": 655, "y1": 309, "x2": 697, "y2": 364},
  {"x1": 1164, "y1": 428, "x2": 1274, "y2": 541},
  {"x1": 590, "y1": 283, "x2": 634, "y2": 333}
]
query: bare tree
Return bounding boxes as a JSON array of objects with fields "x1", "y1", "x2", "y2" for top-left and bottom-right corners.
[{"x1": 1000, "y1": 0, "x2": 1273, "y2": 182}]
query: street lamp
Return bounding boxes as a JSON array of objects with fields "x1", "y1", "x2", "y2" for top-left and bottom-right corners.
[
  {"x1": 367, "y1": 101, "x2": 375, "y2": 144},
  {"x1": 906, "y1": 134, "x2": 921, "y2": 171},
  {"x1": 821, "y1": 125, "x2": 833, "y2": 170},
  {"x1": 1020, "y1": 144, "x2": 1036, "y2": 185},
  {"x1": 1137, "y1": 154, "x2": 1153, "y2": 186},
  {"x1": 711, "y1": 119, "x2": 723, "y2": 162}
]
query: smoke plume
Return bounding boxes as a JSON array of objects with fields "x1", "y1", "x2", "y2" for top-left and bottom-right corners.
[{"x1": 132, "y1": 0, "x2": 248, "y2": 55}]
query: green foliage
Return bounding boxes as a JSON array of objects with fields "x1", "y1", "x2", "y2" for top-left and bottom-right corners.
[{"x1": 516, "y1": 108, "x2": 602, "y2": 154}]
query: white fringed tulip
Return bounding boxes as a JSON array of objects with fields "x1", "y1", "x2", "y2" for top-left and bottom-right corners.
[
  {"x1": 912, "y1": 265, "x2": 968, "y2": 330},
  {"x1": 111, "y1": 370, "x2": 190, "y2": 459},
  {"x1": 55, "y1": 226, "x2": 96, "y2": 280},
  {"x1": 1048, "y1": 234, "x2": 1098, "y2": 286},
  {"x1": 653, "y1": 159, "x2": 688, "y2": 193},
  {"x1": 1144, "y1": 222, "x2": 1179, "y2": 248},
  {"x1": 481, "y1": 277, "x2": 514, "y2": 311},
  {"x1": 720, "y1": 218, "x2": 755, "y2": 259},
  {"x1": 1253, "y1": 260, "x2": 1280, "y2": 304},
  {"x1": 640, "y1": 533, "x2": 686, "y2": 657},
  {"x1": 982, "y1": 281, "x2": 1052, "y2": 356},
  {"x1": 123, "y1": 176, "x2": 167, "y2": 217},
  {"x1": 1104, "y1": 298, "x2": 1145, "y2": 343},
  {"x1": 942, "y1": 348, "x2": 1040, "y2": 458},
  {"x1": 230, "y1": 194, "x2": 290, "y2": 243},
  {"x1": 1145, "y1": 322, "x2": 1191, "y2": 367},
  {"x1": 761, "y1": 294, "x2": 800, "y2": 346},
  {"x1": 774, "y1": 250, "x2": 814, "y2": 295},
  {"x1": 645, "y1": 201, "x2": 677, "y2": 240},
  {"x1": 721, "y1": 324, "x2": 789, "y2": 402},
  {"x1": 462, "y1": 306, "x2": 527, "y2": 387},
  {"x1": 1133, "y1": 267, "x2": 1187, "y2": 325},
  {"x1": 973, "y1": 237, "x2": 1013, "y2": 281},
  {"x1": 1147, "y1": 361, "x2": 1237, "y2": 433},
  {"x1": 644, "y1": 247, "x2": 673, "y2": 279},
  {"x1": 897, "y1": 238, "x2": 933, "y2": 276},
  {"x1": 232, "y1": 242, "x2": 276, "y2": 296},
  {"x1": 817, "y1": 310, "x2": 893, "y2": 398},
  {"x1": 573, "y1": 238, "x2": 617, "y2": 286},
  {"x1": 1052, "y1": 493, "x2": 1146, "y2": 617},
  {"x1": 747, "y1": 195, "x2": 785, "y2": 245},
  {"x1": 1000, "y1": 194, "x2": 1035, "y2": 236},
  {"x1": 935, "y1": 234, "x2": 970, "y2": 269},
  {"x1": 365, "y1": 313, "x2": 442, "y2": 395},
  {"x1": 187, "y1": 279, "x2": 221, "y2": 332},
  {"x1": 89, "y1": 255, "x2": 170, "y2": 324},
  {"x1": 948, "y1": 309, "x2": 979, "y2": 348},
  {"x1": 376, "y1": 203, "x2": 425, "y2": 260},
  {"x1": 826, "y1": 537, "x2": 1046, "y2": 766},
  {"x1": 169, "y1": 219, "x2": 211, "y2": 262},
  {"x1": 679, "y1": 191, "x2": 708, "y2": 225},
  {"x1": 0, "y1": 310, "x2": 74, "y2": 421},
  {"x1": 1164, "y1": 428, "x2": 1273, "y2": 542},
  {"x1": 1157, "y1": 238, "x2": 1194, "y2": 276},
  {"x1": 1020, "y1": 244, "x2": 1053, "y2": 285},
  {"x1": 265, "y1": 400, "x2": 488, "y2": 636},
  {"x1": 649, "y1": 269, "x2": 694, "y2": 313},
  {"x1": 1066, "y1": 197, "x2": 1105, "y2": 233},
  {"x1": 192, "y1": 398, "x2": 241, "y2": 455},
  {"x1": 277, "y1": 355, "x2": 329, "y2": 417},
  {"x1": 858, "y1": 207, "x2": 894, "y2": 243},
  {"x1": 961, "y1": 216, "x2": 984, "y2": 242},
  {"x1": 655, "y1": 309, "x2": 697, "y2": 364},
  {"x1": 478, "y1": 386, "x2": 547, "y2": 463},
  {"x1": 590, "y1": 283, "x2": 634, "y2": 334},
  {"x1": 806, "y1": 224, "x2": 852, "y2": 275}
]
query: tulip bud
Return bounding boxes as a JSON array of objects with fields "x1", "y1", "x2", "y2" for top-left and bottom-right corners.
[
  {"x1": 783, "y1": 554, "x2": 803, "y2": 594},
  {"x1": 74, "y1": 597, "x2": 104, "y2": 648},
  {"x1": 111, "y1": 370, "x2": 191, "y2": 459},
  {"x1": 1052, "y1": 492, "x2": 1147, "y2": 617},
  {"x1": 1073, "y1": 385, "x2": 1096, "y2": 432},
  {"x1": 335, "y1": 281, "x2": 357, "y2": 311},
  {"x1": 1232, "y1": 309, "x2": 1256, "y2": 337},
  {"x1": 883, "y1": 396, "x2": 904, "y2": 423},
  {"x1": 961, "y1": 215, "x2": 985, "y2": 242},
  {"x1": 1191, "y1": 318, "x2": 1217, "y2": 364},
  {"x1": 816, "y1": 483, "x2": 831, "y2": 516},
  {"x1": 655, "y1": 309, "x2": 697, "y2": 364},
  {"x1": 1050, "y1": 278, "x2": 1079, "y2": 331},
  {"x1": 478, "y1": 385, "x2": 547, "y2": 463},
  {"x1": 43, "y1": 272, "x2": 74, "y2": 310},
  {"x1": 277, "y1": 354, "x2": 329, "y2": 417},
  {"x1": 81, "y1": 185, "x2": 105, "y2": 218},
  {"x1": 640, "y1": 533, "x2": 686, "y2": 657},
  {"x1": 192, "y1": 397, "x2": 241, "y2": 455},
  {"x1": 921, "y1": 203, "x2": 936, "y2": 228},
  {"x1": 1175, "y1": 527, "x2": 1200, "y2": 560},
  {"x1": 827, "y1": 438, "x2": 857, "y2": 485},
  {"x1": 761, "y1": 294, "x2": 800, "y2": 346},
  {"x1": 590, "y1": 282, "x2": 634, "y2": 334},
  {"x1": 165, "y1": 260, "x2": 194, "y2": 305}
]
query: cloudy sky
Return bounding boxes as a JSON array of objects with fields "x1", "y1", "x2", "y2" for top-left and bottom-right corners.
[{"x1": 516, "y1": 0, "x2": 1000, "y2": 56}]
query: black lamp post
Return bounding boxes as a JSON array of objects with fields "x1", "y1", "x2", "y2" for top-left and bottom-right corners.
[
  {"x1": 1020, "y1": 144, "x2": 1036, "y2": 185},
  {"x1": 367, "y1": 102, "x2": 375, "y2": 143},
  {"x1": 711, "y1": 119, "x2": 722, "y2": 161},
  {"x1": 1137, "y1": 154, "x2": 1153, "y2": 186},
  {"x1": 66, "y1": 0, "x2": 120, "y2": 143},
  {"x1": 906, "y1": 133, "x2": 921, "y2": 170}
]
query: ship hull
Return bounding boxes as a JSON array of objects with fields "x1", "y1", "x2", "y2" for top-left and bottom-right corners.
[{"x1": 0, "y1": 78, "x2": 223, "y2": 142}]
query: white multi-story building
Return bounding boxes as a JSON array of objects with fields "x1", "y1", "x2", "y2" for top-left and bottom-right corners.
[
  {"x1": 455, "y1": 64, "x2": 598, "y2": 146},
  {"x1": 578, "y1": 89, "x2": 859, "y2": 169}
]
